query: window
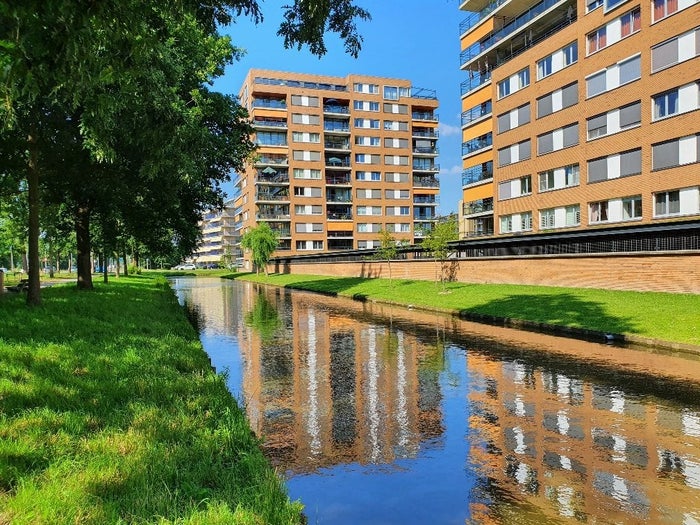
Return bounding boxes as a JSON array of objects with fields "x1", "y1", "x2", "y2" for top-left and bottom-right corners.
[
  {"x1": 622, "y1": 195, "x2": 642, "y2": 219},
  {"x1": 565, "y1": 205, "x2": 581, "y2": 226},
  {"x1": 620, "y1": 8, "x2": 641, "y2": 37},
  {"x1": 587, "y1": 54, "x2": 640, "y2": 97},
  {"x1": 653, "y1": 0, "x2": 679, "y2": 21},
  {"x1": 541, "y1": 209, "x2": 555, "y2": 229},
  {"x1": 384, "y1": 120, "x2": 409, "y2": 131},
  {"x1": 653, "y1": 135, "x2": 700, "y2": 170},
  {"x1": 589, "y1": 201, "x2": 609, "y2": 222},
  {"x1": 290, "y1": 95, "x2": 319, "y2": 107},
  {"x1": 564, "y1": 42, "x2": 578, "y2": 66},
  {"x1": 292, "y1": 113, "x2": 320, "y2": 125},
  {"x1": 384, "y1": 86, "x2": 399, "y2": 100},
  {"x1": 587, "y1": 114, "x2": 607, "y2": 139},
  {"x1": 537, "y1": 123, "x2": 578, "y2": 155},
  {"x1": 354, "y1": 118, "x2": 380, "y2": 129},
  {"x1": 292, "y1": 132, "x2": 320, "y2": 143},
  {"x1": 653, "y1": 89, "x2": 680, "y2": 119},
  {"x1": 293, "y1": 168, "x2": 322, "y2": 180},
  {"x1": 294, "y1": 186, "x2": 322, "y2": 197},
  {"x1": 354, "y1": 100, "x2": 379, "y2": 112},
  {"x1": 538, "y1": 164, "x2": 579, "y2": 192},
  {"x1": 651, "y1": 28, "x2": 700, "y2": 72},
  {"x1": 498, "y1": 176, "x2": 532, "y2": 200},
  {"x1": 521, "y1": 212, "x2": 533, "y2": 231},
  {"x1": 605, "y1": 0, "x2": 628, "y2": 11},
  {"x1": 356, "y1": 171, "x2": 381, "y2": 181},
  {"x1": 587, "y1": 0, "x2": 603, "y2": 10},
  {"x1": 654, "y1": 190, "x2": 681, "y2": 216},
  {"x1": 500, "y1": 215, "x2": 513, "y2": 234},
  {"x1": 588, "y1": 27, "x2": 607, "y2": 54},
  {"x1": 497, "y1": 104, "x2": 531, "y2": 133},
  {"x1": 537, "y1": 83, "x2": 578, "y2": 118},
  {"x1": 354, "y1": 83, "x2": 378, "y2": 94},
  {"x1": 498, "y1": 68, "x2": 530, "y2": 99},
  {"x1": 538, "y1": 56, "x2": 552, "y2": 80},
  {"x1": 498, "y1": 139, "x2": 531, "y2": 166},
  {"x1": 292, "y1": 150, "x2": 321, "y2": 161}
]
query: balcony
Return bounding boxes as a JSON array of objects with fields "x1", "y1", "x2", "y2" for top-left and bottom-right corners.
[
  {"x1": 256, "y1": 137, "x2": 287, "y2": 148},
  {"x1": 327, "y1": 231, "x2": 353, "y2": 238},
  {"x1": 459, "y1": 0, "x2": 509, "y2": 35},
  {"x1": 326, "y1": 191, "x2": 352, "y2": 203},
  {"x1": 462, "y1": 163, "x2": 493, "y2": 186},
  {"x1": 413, "y1": 146, "x2": 439, "y2": 156},
  {"x1": 462, "y1": 133, "x2": 493, "y2": 156},
  {"x1": 257, "y1": 213, "x2": 291, "y2": 220},
  {"x1": 253, "y1": 117, "x2": 287, "y2": 129},
  {"x1": 462, "y1": 101, "x2": 492, "y2": 127},
  {"x1": 323, "y1": 104, "x2": 350, "y2": 115},
  {"x1": 252, "y1": 98, "x2": 286, "y2": 110},
  {"x1": 255, "y1": 191, "x2": 289, "y2": 202},
  {"x1": 325, "y1": 156, "x2": 351, "y2": 169},
  {"x1": 324, "y1": 120, "x2": 351, "y2": 133},
  {"x1": 412, "y1": 111, "x2": 438, "y2": 122},
  {"x1": 413, "y1": 161, "x2": 440, "y2": 173},
  {"x1": 413, "y1": 175, "x2": 440, "y2": 188},
  {"x1": 327, "y1": 204, "x2": 353, "y2": 221},
  {"x1": 255, "y1": 154, "x2": 288, "y2": 166},
  {"x1": 460, "y1": 71, "x2": 492, "y2": 96},
  {"x1": 412, "y1": 129, "x2": 439, "y2": 139},
  {"x1": 254, "y1": 76, "x2": 348, "y2": 92},
  {"x1": 414, "y1": 212, "x2": 436, "y2": 221},
  {"x1": 463, "y1": 197, "x2": 494, "y2": 216},
  {"x1": 414, "y1": 195, "x2": 438, "y2": 204},
  {"x1": 327, "y1": 239, "x2": 354, "y2": 250},
  {"x1": 256, "y1": 169, "x2": 289, "y2": 184},
  {"x1": 326, "y1": 173, "x2": 351, "y2": 185},
  {"x1": 324, "y1": 139, "x2": 350, "y2": 151}
]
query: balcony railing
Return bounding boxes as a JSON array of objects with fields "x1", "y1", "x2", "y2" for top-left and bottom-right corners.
[
  {"x1": 326, "y1": 175, "x2": 351, "y2": 185},
  {"x1": 412, "y1": 111, "x2": 438, "y2": 121},
  {"x1": 462, "y1": 166, "x2": 493, "y2": 186},
  {"x1": 323, "y1": 105, "x2": 350, "y2": 114},
  {"x1": 413, "y1": 162, "x2": 440, "y2": 172},
  {"x1": 414, "y1": 195, "x2": 438, "y2": 204},
  {"x1": 325, "y1": 157, "x2": 351, "y2": 168},
  {"x1": 414, "y1": 213, "x2": 436, "y2": 220},
  {"x1": 413, "y1": 176, "x2": 439, "y2": 188},
  {"x1": 412, "y1": 129, "x2": 439, "y2": 139},
  {"x1": 326, "y1": 194, "x2": 352, "y2": 203},
  {"x1": 324, "y1": 140, "x2": 350, "y2": 150},
  {"x1": 460, "y1": 0, "x2": 509, "y2": 33},
  {"x1": 413, "y1": 146, "x2": 439, "y2": 155},
  {"x1": 256, "y1": 138, "x2": 287, "y2": 147},
  {"x1": 327, "y1": 231, "x2": 354, "y2": 238},
  {"x1": 324, "y1": 122, "x2": 350, "y2": 133},
  {"x1": 462, "y1": 101, "x2": 492, "y2": 127},
  {"x1": 255, "y1": 155, "x2": 288, "y2": 166},
  {"x1": 463, "y1": 198, "x2": 494, "y2": 216},
  {"x1": 256, "y1": 171, "x2": 289, "y2": 183},
  {"x1": 256, "y1": 213, "x2": 291, "y2": 220},
  {"x1": 462, "y1": 133, "x2": 493, "y2": 156},
  {"x1": 327, "y1": 240, "x2": 354, "y2": 250},
  {"x1": 327, "y1": 212, "x2": 352, "y2": 220},
  {"x1": 461, "y1": 71, "x2": 492, "y2": 96},
  {"x1": 254, "y1": 76, "x2": 348, "y2": 92},
  {"x1": 460, "y1": 0, "x2": 568, "y2": 67},
  {"x1": 256, "y1": 192, "x2": 289, "y2": 202},
  {"x1": 253, "y1": 118, "x2": 287, "y2": 128},
  {"x1": 252, "y1": 99, "x2": 286, "y2": 110}
]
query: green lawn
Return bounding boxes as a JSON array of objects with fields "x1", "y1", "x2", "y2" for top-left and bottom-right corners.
[
  {"x1": 0, "y1": 275, "x2": 302, "y2": 524},
  {"x1": 228, "y1": 272, "x2": 700, "y2": 347}
]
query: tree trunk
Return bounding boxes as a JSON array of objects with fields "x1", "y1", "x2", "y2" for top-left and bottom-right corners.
[
  {"x1": 102, "y1": 250, "x2": 108, "y2": 283},
  {"x1": 26, "y1": 120, "x2": 42, "y2": 306},
  {"x1": 122, "y1": 249, "x2": 128, "y2": 276},
  {"x1": 114, "y1": 251, "x2": 120, "y2": 278},
  {"x1": 76, "y1": 205, "x2": 94, "y2": 290}
]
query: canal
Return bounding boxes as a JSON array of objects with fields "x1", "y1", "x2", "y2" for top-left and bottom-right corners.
[{"x1": 171, "y1": 277, "x2": 700, "y2": 524}]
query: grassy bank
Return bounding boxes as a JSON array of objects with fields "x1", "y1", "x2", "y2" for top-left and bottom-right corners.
[
  {"x1": 0, "y1": 275, "x2": 302, "y2": 524},
  {"x1": 229, "y1": 272, "x2": 700, "y2": 348}
]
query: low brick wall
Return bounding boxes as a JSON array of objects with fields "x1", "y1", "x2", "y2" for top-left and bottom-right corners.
[{"x1": 271, "y1": 252, "x2": 700, "y2": 294}]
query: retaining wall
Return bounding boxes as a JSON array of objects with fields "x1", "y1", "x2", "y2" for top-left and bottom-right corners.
[{"x1": 270, "y1": 252, "x2": 700, "y2": 294}]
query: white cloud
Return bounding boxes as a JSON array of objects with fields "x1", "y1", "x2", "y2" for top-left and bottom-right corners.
[
  {"x1": 439, "y1": 122, "x2": 461, "y2": 137},
  {"x1": 440, "y1": 164, "x2": 463, "y2": 175}
]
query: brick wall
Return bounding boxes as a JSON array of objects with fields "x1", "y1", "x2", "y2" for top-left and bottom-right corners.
[{"x1": 271, "y1": 253, "x2": 700, "y2": 294}]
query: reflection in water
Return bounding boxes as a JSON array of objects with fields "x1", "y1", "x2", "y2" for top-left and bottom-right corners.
[{"x1": 172, "y1": 277, "x2": 700, "y2": 525}]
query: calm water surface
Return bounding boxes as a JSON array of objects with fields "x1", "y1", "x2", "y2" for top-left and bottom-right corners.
[{"x1": 171, "y1": 277, "x2": 700, "y2": 524}]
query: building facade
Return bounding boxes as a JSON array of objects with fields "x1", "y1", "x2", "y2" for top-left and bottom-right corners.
[
  {"x1": 193, "y1": 196, "x2": 244, "y2": 267},
  {"x1": 235, "y1": 69, "x2": 439, "y2": 267},
  {"x1": 458, "y1": 0, "x2": 700, "y2": 239}
]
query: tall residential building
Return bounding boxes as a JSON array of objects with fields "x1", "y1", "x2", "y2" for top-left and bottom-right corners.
[
  {"x1": 193, "y1": 195, "x2": 244, "y2": 267},
  {"x1": 458, "y1": 0, "x2": 700, "y2": 239},
  {"x1": 236, "y1": 69, "x2": 439, "y2": 267}
]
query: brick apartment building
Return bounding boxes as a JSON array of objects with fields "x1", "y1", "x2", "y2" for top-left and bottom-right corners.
[
  {"x1": 234, "y1": 69, "x2": 439, "y2": 268},
  {"x1": 458, "y1": 0, "x2": 700, "y2": 239}
]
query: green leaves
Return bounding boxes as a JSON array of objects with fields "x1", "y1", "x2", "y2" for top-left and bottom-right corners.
[{"x1": 240, "y1": 223, "x2": 279, "y2": 274}]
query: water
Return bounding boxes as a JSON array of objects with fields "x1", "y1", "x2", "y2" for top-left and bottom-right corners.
[{"x1": 171, "y1": 277, "x2": 700, "y2": 524}]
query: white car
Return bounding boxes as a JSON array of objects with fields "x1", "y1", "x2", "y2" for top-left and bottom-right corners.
[{"x1": 173, "y1": 263, "x2": 196, "y2": 270}]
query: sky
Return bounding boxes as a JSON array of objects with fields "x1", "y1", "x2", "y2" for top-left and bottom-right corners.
[{"x1": 212, "y1": 0, "x2": 464, "y2": 216}]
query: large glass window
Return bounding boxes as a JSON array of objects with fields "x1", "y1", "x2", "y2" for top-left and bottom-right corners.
[
  {"x1": 653, "y1": 89, "x2": 680, "y2": 120},
  {"x1": 383, "y1": 86, "x2": 399, "y2": 100},
  {"x1": 653, "y1": 0, "x2": 679, "y2": 21},
  {"x1": 654, "y1": 190, "x2": 681, "y2": 216},
  {"x1": 622, "y1": 196, "x2": 642, "y2": 219}
]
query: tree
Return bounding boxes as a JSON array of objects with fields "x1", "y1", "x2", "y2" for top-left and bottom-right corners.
[
  {"x1": 1, "y1": 0, "x2": 372, "y2": 305},
  {"x1": 374, "y1": 228, "x2": 398, "y2": 283},
  {"x1": 421, "y1": 216, "x2": 458, "y2": 291},
  {"x1": 240, "y1": 223, "x2": 278, "y2": 275}
]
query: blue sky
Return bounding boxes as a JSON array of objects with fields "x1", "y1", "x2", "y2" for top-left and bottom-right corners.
[{"x1": 213, "y1": 0, "x2": 463, "y2": 216}]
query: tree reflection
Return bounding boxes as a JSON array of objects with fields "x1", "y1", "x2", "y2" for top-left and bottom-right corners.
[{"x1": 245, "y1": 292, "x2": 281, "y2": 341}]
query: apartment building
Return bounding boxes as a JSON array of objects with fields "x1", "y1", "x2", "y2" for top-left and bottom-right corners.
[
  {"x1": 458, "y1": 0, "x2": 700, "y2": 239},
  {"x1": 235, "y1": 69, "x2": 439, "y2": 265},
  {"x1": 193, "y1": 196, "x2": 244, "y2": 267}
]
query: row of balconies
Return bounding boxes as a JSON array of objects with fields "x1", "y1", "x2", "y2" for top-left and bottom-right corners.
[
  {"x1": 255, "y1": 171, "x2": 439, "y2": 188},
  {"x1": 251, "y1": 97, "x2": 437, "y2": 121},
  {"x1": 256, "y1": 210, "x2": 438, "y2": 222},
  {"x1": 255, "y1": 194, "x2": 439, "y2": 205},
  {"x1": 255, "y1": 155, "x2": 440, "y2": 172}
]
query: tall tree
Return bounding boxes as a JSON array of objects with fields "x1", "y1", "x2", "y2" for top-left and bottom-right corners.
[
  {"x1": 421, "y1": 217, "x2": 458, "y2": 291},
  {"x1": 1, "y1": 0, "x2": 371, "y2": 304},
  {"x1": 374, "y1": 228, "x2": 398, "y2": 283},
  {"x1": 240, "y1": 223, "x2": 279, "y2": 275}
]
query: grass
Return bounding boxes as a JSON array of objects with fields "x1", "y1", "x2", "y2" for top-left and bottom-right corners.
[
  {"x1": 227, "y1": 272, "x2": 700, "y2": 347},
  {"x1": 0, "y1": 275, "x2": 303, "y2": 524}
]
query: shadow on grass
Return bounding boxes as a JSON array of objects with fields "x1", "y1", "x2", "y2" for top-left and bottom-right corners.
[{"x1": 461, "y1": 293, "x2": 638, "y2": 342}]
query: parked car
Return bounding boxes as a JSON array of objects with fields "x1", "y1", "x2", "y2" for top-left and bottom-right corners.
[
  {"x1": 0, "y1": 267, "x2": 7, "y2": 273},
  {"x1": 177, "y1": 263, "x2": 196, "y2": 270}
]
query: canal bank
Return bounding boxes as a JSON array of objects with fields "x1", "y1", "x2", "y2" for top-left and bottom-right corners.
[{"x1": 226, "y1": 272, "x2": 700, "y2": 353}]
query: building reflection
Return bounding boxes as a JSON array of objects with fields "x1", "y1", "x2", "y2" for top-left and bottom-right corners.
[
  {"x1": 237, "y1": 283, "x2": 445, "y2": 473},
  {"x1": 466, "y1": 352, "x2": 700, "y2": 524}
]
